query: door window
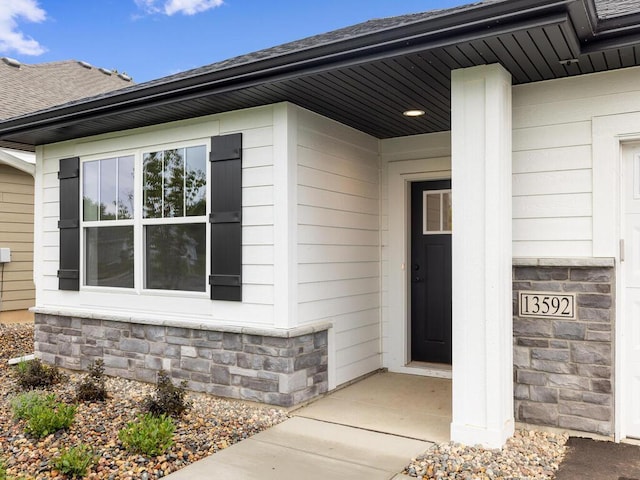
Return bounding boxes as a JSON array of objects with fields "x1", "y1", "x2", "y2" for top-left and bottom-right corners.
[{"x1": 423, "y1": 190, "x2": 452, "y2": 234}]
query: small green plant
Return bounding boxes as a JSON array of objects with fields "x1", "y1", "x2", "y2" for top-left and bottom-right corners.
[
  {"x1": 118, "y1": 413, "x2": 175, "y2": 456},
  {"x1": 15, "y1": 358, "x2": 63, "y2": 390},
  {"x1": 75, "y1": 359, "x2": 108, "y2": 402},
  {"x1": 25, "y1": 401, "x2": 76, "y2": 438},
  {"x1": 10, "y1": 391, "x2": 57, "y2": 420},
  {"x1": 142, "y1": 370, "x2": 190, "y2": 417},
  {"x1": 52, "y1": 445, "x2": 96, "y2": 479},
  {"x1": 16, "y1": 359, "x2": 28, "y2": 377},
  {"x1": 12, "y1": 392, "x2": 76, "y2": 438},
  {"x1": 0, "y1": 458, "x2": 27, "y2": 480}
]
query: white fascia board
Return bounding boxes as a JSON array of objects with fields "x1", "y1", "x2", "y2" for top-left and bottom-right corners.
[{"x1": 0, "y1": 148, "x2": 35, "y2": 176}]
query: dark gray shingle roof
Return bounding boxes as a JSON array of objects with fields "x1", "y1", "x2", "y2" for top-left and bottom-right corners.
[
  {"x1": 26, "y1": 0, "x2": 639, "y2": 114},
  {"x1": 93, "y1": 2, "x2": 484, "y2": 93},
  {"x1": 595, "y1": 0, "x2": 640, "y2": 19},
  {"x1": 0, "y1": 0, "x2": 640, "y2": 144},
  {"x1": 0, "y1": 59, "x2": 133, "y2": 120},
  {"x1": 0, "y1": 3, "x2": 479, "y2": 120}
]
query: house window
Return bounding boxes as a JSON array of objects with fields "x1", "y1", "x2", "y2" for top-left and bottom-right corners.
[
  {"x1": 142, "y1": 146, "x2": 207, "y2": 291},
  {"x1": 81, "y1": 145, "x2": 207, "y2": 292},
  {"x1": 82, "y1": 156, "x2": 135, "y2": 287}
]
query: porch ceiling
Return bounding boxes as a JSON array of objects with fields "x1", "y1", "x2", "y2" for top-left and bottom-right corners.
[{"x1": 1, "y1": 0, "x2": 640, "y2": 150}]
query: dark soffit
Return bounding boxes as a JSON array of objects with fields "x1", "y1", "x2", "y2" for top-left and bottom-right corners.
[{"x1": 1, "y1": 0, "x2": 640, "y2": 149}]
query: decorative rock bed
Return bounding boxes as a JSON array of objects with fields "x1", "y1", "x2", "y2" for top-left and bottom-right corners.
[
  {"x1": 0, "y1": 323, "x2": 288, "y2": 479},
  {"x1": 404, "y1": 429, "x2": 568, "y2": 480}
]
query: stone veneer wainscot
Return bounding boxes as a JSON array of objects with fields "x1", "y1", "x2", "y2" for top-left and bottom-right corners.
[
  {"x1": 512, "y1": 258, "x2": 615, "y2": 436},
  {"x1": 33, "y1": 311, "x2": 329, "y2": 407}
]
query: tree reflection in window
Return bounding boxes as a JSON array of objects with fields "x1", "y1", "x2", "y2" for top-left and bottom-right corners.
[
  {"x1": 143, "y1": 145, "x2": 207, "y2": 292},
  {"x1": 143, "y1": 146, "x2": 206, "y2": 219}
]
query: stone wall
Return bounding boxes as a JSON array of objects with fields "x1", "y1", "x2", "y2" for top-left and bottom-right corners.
[
  {"x1": 513, "y1": 263, "x2": 614, "y2": 436},
  {"x1": 34, "y1": 314, "x2": 329, "y2": 407}
]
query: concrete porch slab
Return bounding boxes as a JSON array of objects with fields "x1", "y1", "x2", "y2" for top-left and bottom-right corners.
[{"x1": 295, "y1": 372, "x2": 452, "y2": 443}]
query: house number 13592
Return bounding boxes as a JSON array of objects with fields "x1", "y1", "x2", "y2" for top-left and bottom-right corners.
[{"x1": 519, "y1": 292, "x2": 575, "y2": 319}]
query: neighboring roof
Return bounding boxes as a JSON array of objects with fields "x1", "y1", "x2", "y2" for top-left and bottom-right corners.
[
  {"x1": 0, "y1": 58, "x2": 132, "y2": 120},
  {"x1": 1, "y1": 0, "x2": 640, "y2": 148}
]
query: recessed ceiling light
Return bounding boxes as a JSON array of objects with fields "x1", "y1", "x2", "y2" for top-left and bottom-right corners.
[{"x1": 403, "y1": 109, "x2": 425, "y2": 117}]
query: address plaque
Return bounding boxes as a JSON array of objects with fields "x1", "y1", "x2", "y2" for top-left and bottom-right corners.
[{"x1": 518, "y1": 291, "x2": 576, "y2": 320}]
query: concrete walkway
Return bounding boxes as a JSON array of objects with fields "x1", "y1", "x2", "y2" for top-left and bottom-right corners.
[
  {"x1": 166, "y1": 372, "x2": 449, "y2": 479},
  {"x1": 0, "y1": 309, "x2": 33, "y2": 324},
  {"x1": 166, "y1": 416, "x2": 430, "y2": 479}
]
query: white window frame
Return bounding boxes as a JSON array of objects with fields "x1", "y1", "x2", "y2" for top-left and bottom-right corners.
[
  {"x1": 79, "y1": 137, "x2": 211, "y2": 297},
  {"x1": 80, "y1": 153, "x2": 136, "y2": 291}
]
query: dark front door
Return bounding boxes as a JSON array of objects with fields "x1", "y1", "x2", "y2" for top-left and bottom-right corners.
[{"x1": 410, "y1": 180, "x2": 452, "y2": 364}]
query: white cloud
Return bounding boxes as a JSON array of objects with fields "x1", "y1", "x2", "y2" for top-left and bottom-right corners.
[
  {"x1": 0, "y1": 0, "x2": 46, "y2": 55},
  {"x1": 135, "y1": 0, "x2": 223, "y2": 16}
]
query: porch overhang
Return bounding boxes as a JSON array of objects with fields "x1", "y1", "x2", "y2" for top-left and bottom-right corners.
[{"x1": 0, "y1": 0, "x2": 639, "y2": 150}]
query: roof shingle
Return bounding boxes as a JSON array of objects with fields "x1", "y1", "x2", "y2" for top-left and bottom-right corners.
[
  {"x1": 595, "y1": 0, "x2": 640, "y2": 19},
  {"x1": 0, "y1": 59, "x2": 133, "y2": 120}
]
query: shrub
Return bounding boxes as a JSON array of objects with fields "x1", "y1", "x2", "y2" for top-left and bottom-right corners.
[
  {"x1": 142, "y1": 370, "x2": 190, "y2": 417},
  {"x1": 15, "y1": 358, "x2": 63, "y2": 390},
  {"x1": 26, "y1": 402, "x2": 76, "y2": 438},
  {"x1": 118, "y1": 413, "x2": 175, "y2": 456},
  {"x1": 12, "y1": 393, "x2": 76, "y2": 438},
  {"x1": 10, "y1": 391, "x2": 57, "y2": 420},
  {"x1": 52, "y1": 445, "x2": 96, "y2": 479},
  {"x1": 75, "y1": 359, "x2": 108, "y2": 402}
]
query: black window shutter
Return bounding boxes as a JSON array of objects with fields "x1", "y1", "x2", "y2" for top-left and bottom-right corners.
[
  {"x1": 58, "y1": 156, "x2": 80, "y2": 291},
  {"x1": 209, "y1": 133, "x2": 242, "y2": 301}
]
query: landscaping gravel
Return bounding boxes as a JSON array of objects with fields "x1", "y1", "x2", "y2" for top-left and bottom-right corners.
[
  {"x1": 0, "y1": 323, "x2": 288, "y2": 479},
  {"x1": 0, "y1": 323, "x2": 569, "y2": 479},
  {"x1": 403, "y1": 429, "x2": 568, "y2": 480}
]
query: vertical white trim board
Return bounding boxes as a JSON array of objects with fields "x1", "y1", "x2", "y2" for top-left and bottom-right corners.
[{"x1": 593, "y1": 112, "x2": 640, "y2": 441}]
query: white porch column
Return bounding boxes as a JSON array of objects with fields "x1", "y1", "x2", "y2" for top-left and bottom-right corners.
[{"x1": 450, "y1": 64, "x2": 514, "y2": 448}]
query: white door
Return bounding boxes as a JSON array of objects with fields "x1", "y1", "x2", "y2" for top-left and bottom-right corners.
[{"x1": 623, "y1": 143, "x2": 640, "y2": 438}]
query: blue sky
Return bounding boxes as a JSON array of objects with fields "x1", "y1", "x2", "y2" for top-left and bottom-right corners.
[{"x1": 1, "y1": 0, "x2": 470, "y2": 83}]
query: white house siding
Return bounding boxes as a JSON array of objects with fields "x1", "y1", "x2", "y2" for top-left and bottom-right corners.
[
  {"x1": 379, "y1": 132, "x2": 452, "y2": 371},
  {"x1": 294, "y1": 107, "x2": 381, "y2": 386},
  {"x1": 379, "y1": 65, "x2": 640, "y2": 271},
  {"x1": 512, "y1": 65, "x2": 640, "y2": 257},
  {"x1": 0, "y1": 164, "x2": 34, "y2": 311},
  {"x1": 378, "y1": 66, "x2": 640, "y2": 375},
  {"x1": 36, "y1": 106, "x2": 278, "y2": 327}
]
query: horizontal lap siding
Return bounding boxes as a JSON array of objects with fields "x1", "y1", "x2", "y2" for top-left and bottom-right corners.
[
  {"x1": 296, "y1": 108, "x2": 381, "y2": 386},
  {"x1": 0, "y1": 165, "x2": 34, "y2": 311},
  {"x1": 37, "y1": 107, "x2": 276, "y2": 325},
  {"x1": 512, "y1": 66, "x2": 640, "y2": 257}
]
